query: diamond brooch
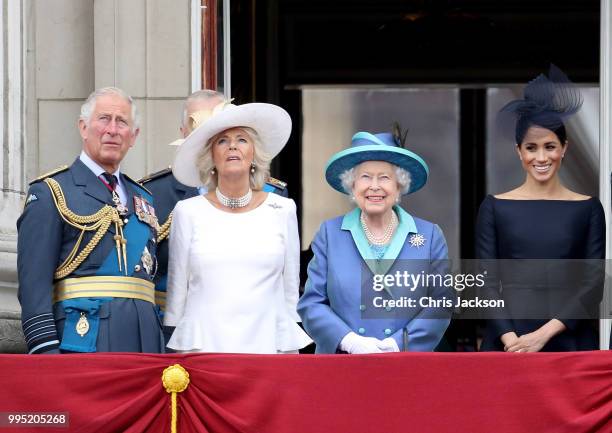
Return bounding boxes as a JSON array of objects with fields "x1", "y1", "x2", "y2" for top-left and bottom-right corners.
[{"x1": 409, "y1": 233, "x2": 426, "y2": 248}]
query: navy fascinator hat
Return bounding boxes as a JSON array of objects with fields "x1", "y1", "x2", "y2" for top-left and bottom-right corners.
[{"x1": 500, "y1": 64, "x2": 583, "y2": 144}]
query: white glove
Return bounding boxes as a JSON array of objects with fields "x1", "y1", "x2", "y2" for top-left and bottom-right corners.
[
  {"x1": 339, "y1": 332, "x2": 383, "y2": 354},
  {"x1": 377, "y1": 337, "x2": 400, "y2": 352}
]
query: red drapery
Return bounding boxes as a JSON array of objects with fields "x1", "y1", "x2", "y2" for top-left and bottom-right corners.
[{"x1": 0, "y1": 352, "x2": 610, "y2": 433}]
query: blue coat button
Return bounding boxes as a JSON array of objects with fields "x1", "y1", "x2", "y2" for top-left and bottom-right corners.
[
  {"x1": 385, "y1": 306, "x2": 392, "y2": 312},
  {"x1": 358, "y1": 327, "x2": 366, "y2": 334},
  {"x1": 359, "y1": 304, "x2": 366, "y2": 311},
  {"x1": 384, "y1": 328, "x2": 392, "y2": 336}
]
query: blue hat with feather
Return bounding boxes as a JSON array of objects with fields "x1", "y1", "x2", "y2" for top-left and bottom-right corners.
[{"x1": 325, "y1": 130, "x2": 429, "y2": 195}]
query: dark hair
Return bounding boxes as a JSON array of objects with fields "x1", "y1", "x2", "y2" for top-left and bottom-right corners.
[
  {"x1": 517, "y1": 118, "x2": 567, "y2": 146},
  {"x1": 501, "y1": 65, "x2": 581, "y2": 147}
]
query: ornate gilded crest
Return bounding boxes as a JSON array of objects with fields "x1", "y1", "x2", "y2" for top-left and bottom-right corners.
[
  {"x1": 76, "y1": 312, "x2": 90, "y2": 337},
  {"x1": 141, "y1": 246, "x2": 154, "y2": 275}
]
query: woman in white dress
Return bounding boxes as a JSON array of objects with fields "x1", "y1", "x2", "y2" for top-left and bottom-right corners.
[{"x1": 164, "y1": 102, "x2": 312, "y2": 353}]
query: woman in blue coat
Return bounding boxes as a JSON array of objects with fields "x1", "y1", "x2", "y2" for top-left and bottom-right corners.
[{"x1": 298, "y1": 130, "x2": 453, "y2": 354}]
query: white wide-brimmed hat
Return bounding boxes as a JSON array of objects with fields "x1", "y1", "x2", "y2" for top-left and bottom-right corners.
[{"x1": 172, "y1": 102, "x2": 292, "y2": 187}]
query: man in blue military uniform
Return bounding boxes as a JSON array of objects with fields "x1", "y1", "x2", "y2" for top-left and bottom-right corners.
[
  {"x1": 17, "y1": 87, "x2": 163, "y2": 354},
  {"x1": 139, "y1": 90, "x2": 288, "y2": 328}
]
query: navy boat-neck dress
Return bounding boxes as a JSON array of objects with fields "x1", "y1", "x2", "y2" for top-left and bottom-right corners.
[{"x1": 475, "y1": 195, "x2": 605, "y2": 351}]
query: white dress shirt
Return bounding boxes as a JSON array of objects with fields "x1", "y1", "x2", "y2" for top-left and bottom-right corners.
[{"x1": 79, "y1": 151, "x2": 128, "y2": 205}]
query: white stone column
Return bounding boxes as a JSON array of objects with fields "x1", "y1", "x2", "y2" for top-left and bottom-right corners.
[
  {"x1": 600, "y1": 0, "x2": 612, "y2": 350},
  {"x1": 0, "y1": 0, "x2": 26, "y2": 352}
]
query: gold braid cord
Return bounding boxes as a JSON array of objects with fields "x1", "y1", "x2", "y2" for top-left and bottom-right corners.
[
  {"x1": 162, "y1": 364, "x2": 190, "y2": 433},
  {"x1": 44, "y1": 178, "x2": 124, "y2": 279},
  {"x1": 157, "y1": 212, "x2": 172, "y2": 243}
]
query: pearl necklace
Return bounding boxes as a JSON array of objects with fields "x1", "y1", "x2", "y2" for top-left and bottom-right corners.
[
  {"x1": 215, "y1": 187, "x2": 252, "y2": 209},
  {"x1": 361, "y1": 211, "x2": 398, "y2": 245}
]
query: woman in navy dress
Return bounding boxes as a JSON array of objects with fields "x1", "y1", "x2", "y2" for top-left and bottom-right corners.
[{"x1": 477, "y1": 66, "x2": 605, "y2": 352}]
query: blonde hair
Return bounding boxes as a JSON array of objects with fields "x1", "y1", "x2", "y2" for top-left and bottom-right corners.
[{"x1": 197, "y1": 127, "x2": 272, "y2": 190}]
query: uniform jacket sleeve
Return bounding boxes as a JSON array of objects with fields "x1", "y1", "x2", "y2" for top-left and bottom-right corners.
[{"x1": 17, "y1": 182, "x2": 63, "y2": 354}]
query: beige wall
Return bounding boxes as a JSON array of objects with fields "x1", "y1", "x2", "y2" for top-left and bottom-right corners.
[
  {"x1": 28, "y1": 0, "x2": 192, "y2": 181},
  {"x1": 301, "y1": 89, "x2": 356, "y2": 249}
]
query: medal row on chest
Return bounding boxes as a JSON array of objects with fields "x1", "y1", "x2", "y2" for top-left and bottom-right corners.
[{"x1": 111, "y1": 194, "x2": 159, "y2": 232}]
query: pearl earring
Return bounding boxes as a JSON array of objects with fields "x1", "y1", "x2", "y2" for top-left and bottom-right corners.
[
  {"x1": 211, "y1": 167, "x2": 216, "y2": 175},
  {"x1": 250, "y1": 163, "x2": 256, "y2": 174}
]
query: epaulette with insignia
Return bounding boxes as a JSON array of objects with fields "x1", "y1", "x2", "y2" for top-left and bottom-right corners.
[
  {"x1": 29, "y1": 165, "x2": 69, "y2": 185},
  {"x1": 266, "y1": 177, "x2": 287, "y2": 190},
  {"x1": 124, "y1": 174, "x2": 152, "y2": 195},
  {"x1": 138, "y1": 167, "x2": 172, "y2": 184}
]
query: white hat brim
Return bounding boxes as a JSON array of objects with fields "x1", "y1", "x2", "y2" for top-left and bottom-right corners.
[{"x1": 172, "y1": 103, "x2": 291, "y2": 187}]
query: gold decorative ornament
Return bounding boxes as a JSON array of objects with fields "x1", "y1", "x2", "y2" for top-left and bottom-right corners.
[
  {"x1": 76, "y1": 313, "x2": 89, "y2": 337},
  {"x1": 157, "y1": 213, "x2": 173, "y2": 243},
  {"x1": 44, "y1": 178, "x2": 128, "y2": 278},
  {"x1": 141, "y1": 247, "x2": 153, "y2": 275},
  {"x1": 54, "y1": 276, "x2": 155, "y2": 304},
  {"x1": 266, "y1": 176, "x2": 287, "y2": 190},
  {"x1": 162, "y1": 364, "x2": 190, "y2": 433}
]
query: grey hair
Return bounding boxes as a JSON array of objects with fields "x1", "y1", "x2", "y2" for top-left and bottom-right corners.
[
  {"x1": 196, "y1": 127, "x2": 272, "y2": 190},
  {"x1": 79, "y1": 87, "x2": 140, "y2": 130},
  {"x1": 339, "y1": 164, "x2": 412, "y2": 197},
  {"x1": 181, "y1": 89, "x2": 226, "y2": 128}
]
